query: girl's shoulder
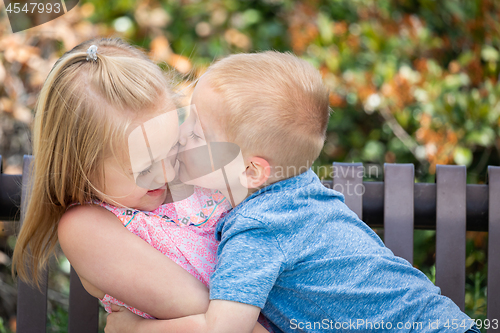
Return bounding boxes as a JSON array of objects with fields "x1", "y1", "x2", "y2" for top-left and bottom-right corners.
[
  {"x1": 66, "y1": 200, "x2": 128, "y2": 215},
  {"x1": 77, "y1": 200, "x2": 148, "y2": 227},
  {"x1": 92, "y1": 200, "x2": 128, "y2": 215},
  {"x1": 58, "y1": 202, "x2": 122, "y2": 243},
  {"x1": 62, "y1": 201, "x2": 117, "y2": 223}
]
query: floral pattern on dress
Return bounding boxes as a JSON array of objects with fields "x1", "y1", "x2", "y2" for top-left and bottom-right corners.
[{"x1": 97, "y1": 186, "x2": 231, "y2": 319}]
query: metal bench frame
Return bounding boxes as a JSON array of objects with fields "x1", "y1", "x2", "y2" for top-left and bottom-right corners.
[{"x1": 0, "y1": 155, "x2": 498, "y2": 333}]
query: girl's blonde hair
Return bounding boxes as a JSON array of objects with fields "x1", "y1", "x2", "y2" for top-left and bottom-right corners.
[{"x1": 12, "y1": 38, "x2": 175, "y2": 287}]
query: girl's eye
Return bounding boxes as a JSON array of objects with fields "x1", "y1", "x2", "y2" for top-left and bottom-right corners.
[{"x1": 139, "y1": 166, "x2": 152, "y2": 176}]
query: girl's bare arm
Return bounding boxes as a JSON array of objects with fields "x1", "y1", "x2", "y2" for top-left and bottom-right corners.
[{"x1": 58, "y1": 204, "x2": 210, "y2": 319}]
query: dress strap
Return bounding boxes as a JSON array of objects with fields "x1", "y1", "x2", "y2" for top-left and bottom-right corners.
[
  {"x1": 65, "y1": 200, "x2": 102, "y2": 212},
  {"x1": 65, "y1": 202, "x2": 81, "y2": 211}
]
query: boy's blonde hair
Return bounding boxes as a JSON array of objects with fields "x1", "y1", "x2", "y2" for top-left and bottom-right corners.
[
  {"x1": 12, "y1": 38, "x2": 175, "y2": 287},
  {"x1": 205, "y1": 51, "x2": 330, "y2": 176}
]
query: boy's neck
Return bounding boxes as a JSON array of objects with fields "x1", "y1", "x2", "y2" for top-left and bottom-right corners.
[
  {"x1": 218, "y1": 174, "x2": 250, "y2": 207},
  {"x1": 223, "y1": 168, "x2": 302, "y2": 208}
]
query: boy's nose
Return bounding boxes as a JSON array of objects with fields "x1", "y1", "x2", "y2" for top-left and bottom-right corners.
[{"x1": 178, "y1": 133, "x2": 187, "y2": 147}]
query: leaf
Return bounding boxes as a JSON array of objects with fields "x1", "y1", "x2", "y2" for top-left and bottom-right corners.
[
  {"x1": 149, "y1": 36, "x2": 173, "y2": 63},
  {"x1": 0, "y1": 62, "x2": 5, "y2": 83},
  {"x1": 242, "y1": 9, "x2": 261, "y2": 27},
  {"x1": 317, "y1": 12, "x2": 333, "y2": 44},
  {"x1": 453, "y1": 146, "x2": 472, "y2": 166},
  {"x1": 466, "y1": 128, "x2": 495, "y2": 147},
  {"x1": 58, "y1": 255, "x2": 71, "y2": 274},
  {"x1": 362, "y1": 140, "x2": 385, "y2": 162},
  {"x1": 13, "y1": 104, "x2": 33, "y2": 124},
  {"x1": 168, "y1": 54, "x2": 192, "y2": 75},
  {"x1": 481, "y1": 45, "x2": 499, "y2": 62}
]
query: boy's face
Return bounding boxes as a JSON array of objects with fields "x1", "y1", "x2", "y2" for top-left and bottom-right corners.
[
  {"x1": 176, "y1": 77, "x2": 225, "y2": 189},
  {"x1": 180, "y1": 76, "x2": 249, "y2": 205},
  {"x1": 189, "y1": 76, "x2": 226, "y2": 144}
]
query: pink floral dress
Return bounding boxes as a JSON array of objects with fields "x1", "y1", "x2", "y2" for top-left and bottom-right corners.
[{"x1": 97, "y1": 186, "x2": 231, "y2": 319}]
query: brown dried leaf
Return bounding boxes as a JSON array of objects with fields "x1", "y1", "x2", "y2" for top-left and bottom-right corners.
[
  {"x1": 168, "y1": 54, "x2": 192, "y2": 75},
  {"x1": 0, "y1": 97, "x2": 13, "y2": 113},
  {"x1": 13, "y1": 104, "x2": 33, "y2": 124},
  {"x1": 135, "y1": 6, "x2": 171, "y2": 29},
  {"x1": 150, "y1": 35, "x2": 172, "y2": 62},
  {"x1": 0, "y1": 251, "x2": 10, "y2": 265},
  {"x1": 224, "y1": 28, "x2": 251, "y2": 50},
  {"x1": 0, "y1": 61, "x2": 5, "y2": 83}
]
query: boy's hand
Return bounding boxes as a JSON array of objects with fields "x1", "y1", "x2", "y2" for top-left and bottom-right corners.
[
  {"x1": 110, "y1": 304, "x2": 123, "y2": 312},
  {"x1": 204, "y1": 300, "x2": 262, "y2": 333},
  {"x1": 103, "y1": 300, "x2": 266, "y2": 333},
  {"x1": 105, "y1": 306, "x2": 144, "y2": 333}
]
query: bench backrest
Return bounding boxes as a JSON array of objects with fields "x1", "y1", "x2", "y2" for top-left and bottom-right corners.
[
  {"x1": 1, "y1": 155, "x2": 498, "y2": 332},
  {"x1": 328, "y1": 162, "x2": 499, "y2": 327}
]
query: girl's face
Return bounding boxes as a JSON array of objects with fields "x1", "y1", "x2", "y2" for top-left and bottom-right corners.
[{"x1": 99, "y1": 109, "x2": 180, "y2": 211}]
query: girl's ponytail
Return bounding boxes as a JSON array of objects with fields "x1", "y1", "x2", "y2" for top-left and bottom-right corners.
[{"x1": 12, "y1": 38, "x2": 175, "y2": 288}]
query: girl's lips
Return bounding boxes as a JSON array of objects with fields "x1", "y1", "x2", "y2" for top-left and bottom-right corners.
[{"x1": 147, "y1": 186, "x2": 166, "y2": 196}]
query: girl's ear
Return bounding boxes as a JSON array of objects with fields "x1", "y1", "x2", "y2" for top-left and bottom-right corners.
[{"x1": 239, "y1": 157, "x2": 271, "y2": 189}]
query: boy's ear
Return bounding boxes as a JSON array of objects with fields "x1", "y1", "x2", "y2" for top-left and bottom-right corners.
[{"x1": 240, "y1": 157, "x2": 271, "y2": 189}]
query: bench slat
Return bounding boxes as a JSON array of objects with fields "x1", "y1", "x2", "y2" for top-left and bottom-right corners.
[
  {"x1": 332, "y1": 163, "x2": 363, "y2": 219},
  {"x1": 384, "y1": 164, "x2": 414, "y2": 264},
  {"x1": 435, "y1": 165, "x2": 466, "y2": 311},
  {"x1": 487, "y1": 166, "x2": 500, "y2": 332},
  {"x1": 17, "y1": 155, "x2": 48, "y2": 333},
  {"x1": 69, "y1": 267, "x2": 99, "y2": 333}
]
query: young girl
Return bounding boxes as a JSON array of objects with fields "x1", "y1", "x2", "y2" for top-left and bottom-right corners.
[{"x1": 11, "y1": 38, "x2": 269, "y2": 331}]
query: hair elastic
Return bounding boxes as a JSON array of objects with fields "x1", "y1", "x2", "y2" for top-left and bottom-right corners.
[{"x1": 86, "y1": 45, "x2": 98, "y2": 61}]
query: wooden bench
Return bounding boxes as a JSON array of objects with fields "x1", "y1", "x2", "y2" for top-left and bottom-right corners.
[{"x1": 1, "y1": 155, "x2": 499, "y2": 332}]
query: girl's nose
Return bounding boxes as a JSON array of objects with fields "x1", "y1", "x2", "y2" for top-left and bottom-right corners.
[{"x1": 153, "y1": 168, "x2": 166, "y2": 185}]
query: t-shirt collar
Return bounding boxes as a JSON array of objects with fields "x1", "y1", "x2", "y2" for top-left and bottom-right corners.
[
  {"x1": 238, "y1": 168, "x2": 316, "y2": 206},
  {"x1": 215, "y1": 168, "x2": 316, "y2": 240}
]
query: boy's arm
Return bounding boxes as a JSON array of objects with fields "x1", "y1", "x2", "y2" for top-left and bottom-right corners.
[
  {"x1": 58, "y1": 205, "x2": 210, "y2": 319},
  {"x1": 105, "y1": 214, "x2": 283, "y2": 333},
  {"x1": 106, "y1": 300, "x2": 268, "y2": 333}
]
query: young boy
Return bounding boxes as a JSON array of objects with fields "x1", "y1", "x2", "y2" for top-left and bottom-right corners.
[{"x1": 106, "y1": 52, "x2": 478, "y2": 333}]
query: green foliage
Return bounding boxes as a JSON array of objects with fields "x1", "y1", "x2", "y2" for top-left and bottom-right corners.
[
  {"x1": 0, "y1": 318, "x2": 13, "y2": 333},
  {"x1": 45, "y1": 303, "x2": 106, "y2": 332},
  {"x1": 46, "y1": 305, "x2": 69, "y2": 333}
]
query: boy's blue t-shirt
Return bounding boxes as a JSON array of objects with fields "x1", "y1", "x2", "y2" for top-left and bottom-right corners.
[{"x1": 209, "y1": 169, "x2": 472, "y2": 333}]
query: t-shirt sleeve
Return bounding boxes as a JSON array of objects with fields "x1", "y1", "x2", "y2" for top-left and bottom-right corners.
[{"x1": 209, "y1": 214, "x2": 286, "y2": 309}]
